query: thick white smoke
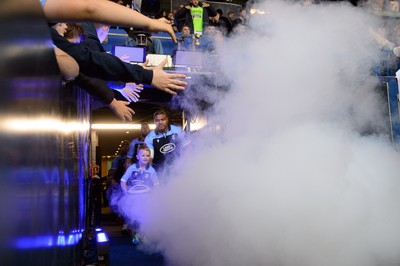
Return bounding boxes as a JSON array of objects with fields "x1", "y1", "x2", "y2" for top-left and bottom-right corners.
[{"x1": 117, "y1": 1, "x2": 400, "y2": 265}]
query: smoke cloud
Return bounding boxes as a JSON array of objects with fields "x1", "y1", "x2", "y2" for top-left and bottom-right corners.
[{"x1": 117, "y1": 1, "x2": 400, "y2": 265}]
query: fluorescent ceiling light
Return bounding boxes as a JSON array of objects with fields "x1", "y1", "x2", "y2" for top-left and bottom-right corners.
[
  {"x1": 91, "y1": 123, "x2": 156, "y2": 130},
  {"x1": 0, "y1": 117, "x2": 90, "y2": 134}
]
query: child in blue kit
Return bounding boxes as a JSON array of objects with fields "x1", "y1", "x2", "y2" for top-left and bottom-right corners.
[{"x1": 120, "y1": 145, "x2": 159, "y2": 244}]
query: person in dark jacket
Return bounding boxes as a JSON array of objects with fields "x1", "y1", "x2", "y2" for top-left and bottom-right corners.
[
  {"x1": 175, "y1": 0, "x2": 216, "y2": 35},
  {"x1": 51, "y1": 27, "x2": 187, "y2": 95},
  {"x1": 51, "y1": 22, "x2": 136, "y2": 121}
]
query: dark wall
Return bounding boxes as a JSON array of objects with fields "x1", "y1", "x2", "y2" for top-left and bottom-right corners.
[{"x1": 0, "y1": 1, "x2": 91, "y2": 265}]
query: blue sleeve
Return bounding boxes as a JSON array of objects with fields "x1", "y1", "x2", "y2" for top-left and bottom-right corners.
[
  {"x1": 171, "y1": 125, "x2": 185, "y2": 139},
  {"x1": 40, "y1": 0, "x2": 46, "y2": 7}
]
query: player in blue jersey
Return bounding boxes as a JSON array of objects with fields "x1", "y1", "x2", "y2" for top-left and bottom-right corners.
[{"x1": 145, "y1": 110, "x2": 186, "y2": 171}]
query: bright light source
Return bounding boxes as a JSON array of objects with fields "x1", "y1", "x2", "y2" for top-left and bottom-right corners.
[
  {"x1": 0, "y1": 117, "x2": 90, "y2": 134},
  {"x1": 97, "y1": 232, "x2": 109, "y2": 243},
  {"x1": 189, "y1": 116, "x2": 208, "y2": 131},
  {"x1": 250, "y1": 8, "x2": 267, "y2": 15},
  {"x1": 91, "y1": 123, "x2": 155, "y2": 130}
]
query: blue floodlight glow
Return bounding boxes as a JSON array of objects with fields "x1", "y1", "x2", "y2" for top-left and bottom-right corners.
[
  {"x1": 14, "y1": 230, "x2": 83, "y2": 249},
  {"x1": 14, "y1": 235, "x2": 54, "y2": 249},
  {"x1": 57, "y1": 234, "x2": 66, "y2": 246}
]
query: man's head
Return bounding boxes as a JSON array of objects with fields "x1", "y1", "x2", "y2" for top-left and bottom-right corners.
[
  {"x1": 182, "y1": 25, "x2": 190, "y2": 35},
  {"x1": 153, "y1": 110, "x2": 169, "y2": 133},
  {"x1": 240, "y1": 9, "x2": 247, "y2": 19},
  {"x1": 227, "y1": 11, "x2": 235, "y2": 20},
  {"x1": 94, "y1": 23, "x2": 111, "y2": 43},
  {"x1": 65, "y1": 23, "x2": 85, "y2": 43},
  {"x1": 140, "y1": 123, "x2": 150, "y2": 137},
  {"x1": 136, "y1": 146, "x2": 151, "y2": 165},
  {"x1": 192, "y1": 0, "x2": 199, "y2": 7}
]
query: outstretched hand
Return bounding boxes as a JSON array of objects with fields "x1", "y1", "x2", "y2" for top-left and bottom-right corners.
[
  {"x1": 147, "y1": 17, "x2": 177, "y2": 43},
  {"x1": 108, "y1": 99, "x2": 135, "y2": 122},
  {"x1": 151, "y1": 59, "x2": 187, "y2": 95},
  {"x1": 115, "y1": 83, "x2": 143, "y2": 102}
]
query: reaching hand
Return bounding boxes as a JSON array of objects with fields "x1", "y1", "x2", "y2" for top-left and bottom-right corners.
[
  {"x1": 151, "y1": 59, "x2": 187, "y2": 95},
  {"x1": 115, "y1": 83, "x2": 143, "y2": 102},
  {"x1": 148, "y1": 17, "x2": 177, "y2": 43},
  {"x1": 108, "y1": 99, "x2": 135, "y2": 122}
]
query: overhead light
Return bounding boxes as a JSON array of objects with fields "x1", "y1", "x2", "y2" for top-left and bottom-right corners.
[
  {"x1": 250, "y1": 8, "x2": 267, "y2": 15},
  {"x1": 1, "y1": 116, "x2": 90, "y2": 134},
  {"x1": 91, "y1": 123, "x2": 156, "y2": 130}
]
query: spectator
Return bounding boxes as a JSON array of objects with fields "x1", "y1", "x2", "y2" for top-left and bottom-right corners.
[
  {"x1": 120, "y1": 145, "x2": 159, "y2": 244},
  {"x1": 181, "y1": 24, "x2": 191, "y2": 36},
  {"x1": 51, "y1": 23, "x2": 187, "y2": 95},
  {"x1": 64, "y1": 23, "x2": 86, "y2": 43},
  {"x1": 43, "y1": 0, "x2": 187, "y2": 96},
  {"x1": 125, "y1": 122, "x2": 151, "y2": 167},
  {"x1": 209, "y1": 8, "x2": 232, "y2": 36},
  {"x1": 51, "y1": 22, "x2": 136, "y2": 121},
  {"x1": 41, "y1": 0, "x2": 179, "y2": 42},
  {"x1": 50, "y1": 22, "x2": 79, "y2": 81},
  {"x1": 125, "y1": 31, "x2": 165, "y2": 54},
  {"x1": 175, "y1": 0, "x2": 217, "y2": 35},
  {"x1": 175, "y1": 4, "x2": 186, "y2": 31},
  {"x1": 233, "y1": 9, "x2": 248, "y2": 27},
  {"x1": 227, "y1": 10, "x2": 236, "y2": 26},
  {"x1": 115, "y1": 0, "x2": 165, "y2": 55},
  {"x1": 159, "y1": 10, "x2": 168, "y2": 19},
  {"x1": 65, "y1": 22, "x2": 144, "y2": 103},
  {"x1": 178, "y1": 24, "x2": 195, "y2": 51},
  {"x1": 145, "y1": 110, "x2": 186, "y2": 171}
]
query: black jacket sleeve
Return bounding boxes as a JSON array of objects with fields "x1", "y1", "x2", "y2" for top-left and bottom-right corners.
[
  {"x1": 51, "y1": 28, "x2": 153, "y2": 85},
  {"x1": 175, "y1": 7, "x2": 189, "y2": 20},
  {"x1": 74, "y1": 73, "x2": 115, "y2": 105}
]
